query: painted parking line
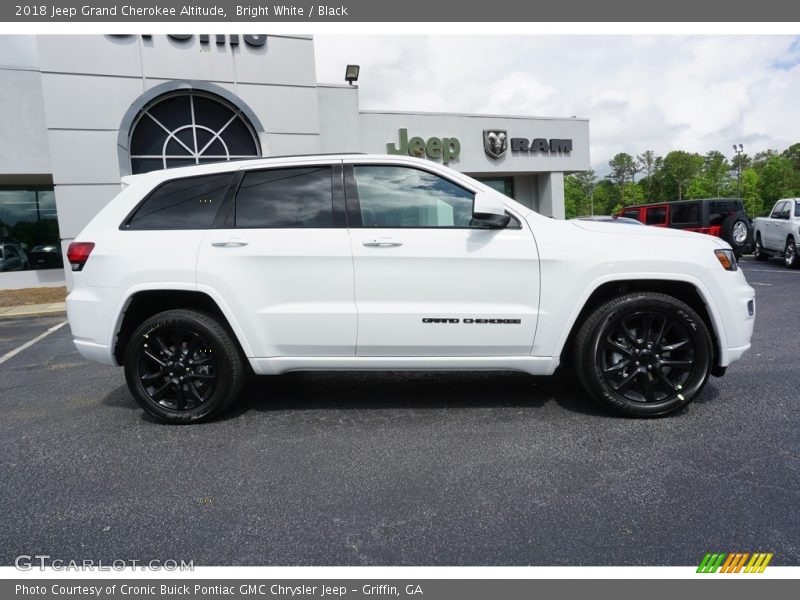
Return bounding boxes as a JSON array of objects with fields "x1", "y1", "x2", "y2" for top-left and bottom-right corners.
[
  {"x1": 0, "y1": 320, "x2": 68, "y2": 367},
  {"x1": 740, "y1": 268, "x2": 800, "y2": 274}
]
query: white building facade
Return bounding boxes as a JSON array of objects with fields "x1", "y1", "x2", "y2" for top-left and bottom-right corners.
[{"x1": 0, "y1": 34, "x2": 590, "y2": 289}]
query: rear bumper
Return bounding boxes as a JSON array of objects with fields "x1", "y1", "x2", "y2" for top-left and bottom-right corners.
[
  {"x1": 73, "y1": 339, "x2": 114, "y2": 365},
  {"x1": 66, "y1": 285, "x2": 122, "y2": 366}
]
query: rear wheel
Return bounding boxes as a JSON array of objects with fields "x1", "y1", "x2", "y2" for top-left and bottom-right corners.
[
  {"x1": 785, "y1": 237, "x2": 800, "y2": 269},
  {"x1": 574, "y1": 292, "x2": 713, "y2": 417},
  {"x1": 124, "y1": 309, "x2": 244, "y2": 423},
  {"x1": 754, "y1": 235, "x2": 768, "y2": 261}
]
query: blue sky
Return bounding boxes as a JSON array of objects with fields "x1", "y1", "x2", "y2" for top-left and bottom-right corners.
[{"x1": 315, "y1": 35, "x2": 800, "y2": 174}]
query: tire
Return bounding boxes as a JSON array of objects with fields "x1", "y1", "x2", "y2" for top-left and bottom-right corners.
[
  {"x1": 785, "y1": 236, "x2": 800, "y2": 269},
  {"x1": 753, "y1": 234, "x2": 768, "y2": 261},
  {"x1": 720, "y1": 214, "x2": 751, "y2": 253},
  {"x1": 573, "y1": 292, "x2": 713, "y2": 417},
  {"x1": 123, "y1": 309, "x2": 244, "y2": 423}
]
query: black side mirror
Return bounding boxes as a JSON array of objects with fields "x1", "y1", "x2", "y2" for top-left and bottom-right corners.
[{"x1": 471, "y1": 213, "x2": 511, "y2": 229}]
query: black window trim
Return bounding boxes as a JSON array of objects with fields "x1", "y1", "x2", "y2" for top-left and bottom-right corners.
[
  {"x1": 343, "y1": 162, "x2": 521, "y2": 230},
  {"x1": 120, "y1": 171, "x2": 238, "y2": 231},
  {"x1": 230, "y1": 162, "x2": 345, "y2": 230},
  {"x1": 670, "y1": 201, "x2": 703, "y2": 226},
  {"x1": 645, "y1": 205, "x2": 668, "y2": 226},
  {"x1": 770, "y1": 201, "x2": 787, "y2": 219}
]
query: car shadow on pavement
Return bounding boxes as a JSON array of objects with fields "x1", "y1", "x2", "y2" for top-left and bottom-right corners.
[
  {"x1": 102, "y1": 368, "x2": 721, "y2": 423},
  {"x1": 231, "y1": 367, "x2": 611, "y2": 419}
]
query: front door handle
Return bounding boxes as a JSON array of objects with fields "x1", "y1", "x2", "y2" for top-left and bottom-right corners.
[
  {"x1": 211, "y1": 240, "x2": 248, "y2": 248},
  {"x1": 362, "y1": 239, "x2": 403, "y2": 248}
]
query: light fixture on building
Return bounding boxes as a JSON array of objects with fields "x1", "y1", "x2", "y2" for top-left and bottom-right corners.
[{"x1": 345, "y1": 64, "x2": 360, "y2": 85}]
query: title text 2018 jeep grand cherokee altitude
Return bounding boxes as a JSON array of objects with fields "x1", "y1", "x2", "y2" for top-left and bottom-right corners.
[{"x1": 67, "y1": 155, "x2": 755, "y2": 423}]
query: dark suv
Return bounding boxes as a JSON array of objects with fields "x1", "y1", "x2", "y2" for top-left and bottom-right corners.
[{"x1": 616, "y1": 198, "x2": 752, "y2": 256}]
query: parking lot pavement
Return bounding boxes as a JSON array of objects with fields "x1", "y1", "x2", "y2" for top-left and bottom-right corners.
[{"x1": 0, "y1": 259, "x2": 798, "y2": 567}]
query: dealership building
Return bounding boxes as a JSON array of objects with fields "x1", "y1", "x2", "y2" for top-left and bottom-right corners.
[{"x1": 0, "y1": 34, "x2": 590, "y2": 288}]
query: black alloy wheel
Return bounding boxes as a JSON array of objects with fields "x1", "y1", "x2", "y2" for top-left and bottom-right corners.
[
  {"x1": 784, "y1": 237, "x2": 800, "y2": 269},
  {"x1": 574, "y1": 292, "x2": 713, "y2": 417},
  {"x1": 754, "y1": 235, "x2": 768, "y2": 261},
  {"x1": 136, "y1": 327, "x2": 218, "y2": 411},
  {"x1": 124, "y1": 309, "x2": 244, "y2": 423}
]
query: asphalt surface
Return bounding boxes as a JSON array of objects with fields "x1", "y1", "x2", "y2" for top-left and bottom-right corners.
[{"x1": 0, "y1": 255, "x2": 798, "y2": 566}]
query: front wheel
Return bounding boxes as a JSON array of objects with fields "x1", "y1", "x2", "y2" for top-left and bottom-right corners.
[
  {"x1": 573, "y1": 292, "x2": 713, "y2": 417},
  {"x1": 784, "y1": 237, "x2": 800, "y2": 269},
  {"x1": 124, "y1": 309, "x2": 244, "y2": 423},
  {"x1": 754, "y1": 235, "x2": 768, "y2": 261}
]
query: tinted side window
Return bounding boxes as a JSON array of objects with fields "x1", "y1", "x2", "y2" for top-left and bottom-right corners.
[
  {"x1": 795, "y1": 201, "x2": 800, "y2": 218},
  {"x1": 709, "y1": 201, "x2": 740, "y2": 226},
  {"x1": 353, "y1": 166, "x2": 475, "y2": 228},
  {"x1": 645, "y1": 207, "x2": 667, "y2": 225},
  {"x1": 127, "y1": 173, "x2": 231, "y2": 230},
  {"x1": 235, "y1": 167, "x2": 334, "y2": 228},
  {"x1": 671, "y1": 203, "x2": 701, "y2": 224},
  {"x1": 622, "y1": 209, "x2": 641, "y2": 221},
  {"x1": 770, "y1": 201, "x2": 786, "y2": 219}
]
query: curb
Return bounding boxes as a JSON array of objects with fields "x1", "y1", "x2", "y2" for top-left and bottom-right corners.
[{"x1": 0, "y1": 304, "x2": 67, "y2": 319}]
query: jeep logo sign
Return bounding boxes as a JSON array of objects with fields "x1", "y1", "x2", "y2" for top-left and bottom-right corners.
[
  {"x1": 387, "y1": 129, "x2": 461, "y2": 164},
  {"x1": 483, "y1": 133, "x2": 573, "y2": 158}
]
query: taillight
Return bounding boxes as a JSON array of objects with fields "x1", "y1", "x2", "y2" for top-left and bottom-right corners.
[{"x1": 67, "y1": 242, "x2": 95, "y2": 271}]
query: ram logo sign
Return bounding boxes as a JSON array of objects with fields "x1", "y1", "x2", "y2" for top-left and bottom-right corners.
[
  {"x1": 483, "y1": 131, "x2": 573, "y2": 159},
  {"x1": 483, "y1": 130, "x2": 508, "y2": 158}
]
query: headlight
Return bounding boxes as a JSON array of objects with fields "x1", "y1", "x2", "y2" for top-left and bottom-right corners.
[{"x1": 714, "y1": 249, "x2": 738, "y2": 271}]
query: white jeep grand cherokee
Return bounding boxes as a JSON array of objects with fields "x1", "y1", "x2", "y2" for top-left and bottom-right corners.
[{"x1": 66, "y1": 155, "x2": 755, "y2": 422}]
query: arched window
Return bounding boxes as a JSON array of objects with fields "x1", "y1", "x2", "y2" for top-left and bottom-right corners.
[{"x1": 128, "y1": 91, "x2": 261, "y2": 174}]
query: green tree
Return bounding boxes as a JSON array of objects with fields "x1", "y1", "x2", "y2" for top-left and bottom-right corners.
[
  {"x1": 607, "y1": 153, "x2": 636, "y2": 202},
  {"x1": 662, "y1": 150, "x2": 703, "y2": 200},
  {"x1": 757, "y1": 155, "x2": 796, "y2": 214},
  {"x1": 636, "y1": 150, "x2": 658, "y2": 201},
  {"x1": 741, "y1": 168, "x2": 761, "y2": 218},
  {"x1": 781, "y1": 143, "x2": 800, "y2": 171},
  {"x1": 702, "y1": 150, "x2": 731, "y2": 198},
  {"x1": 592, "y1": 180, "x2": 621, "y2": 215},
  {"x1": 752, "y1": 149, "x2": 778, "y2": 171}
]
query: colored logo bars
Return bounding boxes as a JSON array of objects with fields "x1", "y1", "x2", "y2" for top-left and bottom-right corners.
[{"x1": 697, "y1": 552, "x2": 773, "y2": 573}]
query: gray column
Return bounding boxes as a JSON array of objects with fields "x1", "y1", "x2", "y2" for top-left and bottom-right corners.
[{"x1": 537, "y1": 171, "x2": 565, "y2": 219}]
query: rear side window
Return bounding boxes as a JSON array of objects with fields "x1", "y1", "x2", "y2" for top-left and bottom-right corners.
[
  {"x1": 671, "y1": 203, "x2": 701, "y2": 224},
  {"x1": 645, "y1": 207, "x2": 667, "y2": 225},
  {"x1": 126, "y1": 173, "x2": 231, "y2": 230},
  {"x1": 708, "y1": 200, "x2": 741, "y2": 226},
  {"x1": 235, "y1": 167, "x2": 334, "y2": 228}
]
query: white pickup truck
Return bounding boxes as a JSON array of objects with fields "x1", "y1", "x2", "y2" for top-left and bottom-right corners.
[{"x1": 753, "y1": 198, "x2": 800, "y2": 268}]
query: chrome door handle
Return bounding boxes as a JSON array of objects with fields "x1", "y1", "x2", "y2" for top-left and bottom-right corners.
[
  {"x1": 362, "y1": 240, "x2": 403, "y2": 247},
  {"x1": 211, "y1": 240, "x2": 248, "y2": 248}
]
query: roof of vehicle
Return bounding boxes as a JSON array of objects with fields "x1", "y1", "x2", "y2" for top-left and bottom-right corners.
[
  {"x1": 620, "y1": 198, "x2": 745, "y2": 210},
  {"x1": 121, "y1": 153, "x2": 445, "y2": 186}
]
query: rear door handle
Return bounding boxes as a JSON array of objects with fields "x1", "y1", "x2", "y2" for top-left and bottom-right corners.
[
  {"x1": 211, "y1": 240, "x2": 248, "y2": 248},
  {"x1": 362, "y1": 239, "x2": 403, "y2": 248}
]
